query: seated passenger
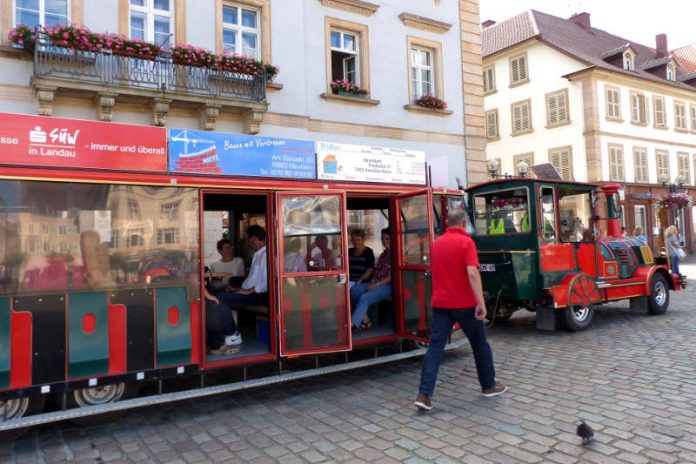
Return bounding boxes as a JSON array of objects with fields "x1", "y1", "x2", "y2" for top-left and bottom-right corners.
[
  {"x1": 203, "y1": 287, "x2": 239, "y2": 355},
  {"x1": 350, "y1": 228, "x2": 392, "y2": 331},
  {"x1": 307, "y1": 234, "x2": 336, "y2": 271},
  {"x1": 208, "y1": 238, "x2": 245, "y2": 290},
  {"x1": 284, "y1": 238, "x2": 307, "y2": 273},
  {"x1": 214, "y1": 225, "x2": 268, "y2": 349},
  {"x1": 348, "y1": 228, "x2": 375, "y2": 288},
  {"x1": 632, "y1": 227, "x2": 648, "y2": 246}
]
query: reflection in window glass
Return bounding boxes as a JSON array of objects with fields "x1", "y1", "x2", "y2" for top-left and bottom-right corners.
[
  {"x1": 473, "y1": 188, "x2": 530, "y2": 236},
  {"x1": 282, "y1": 196, "x2": 342, "y2": 272},
  {"x1": 0, "y1": 181, "x2": 199, "y2": 298},
  {"x1": 558, "y1": 188, "x2": 594, "y2": 242},
  {"x1": 400, "y1": 195, "x2": 430, "y2": 265}
]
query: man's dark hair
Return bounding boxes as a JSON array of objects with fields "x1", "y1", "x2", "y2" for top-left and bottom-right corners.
[
  {"x1": 381, "y1": 227, "x2": 390, "y2": 236},
  {"x1": 350, "y1": 228, "x2": 366, "y2": 239},
  {"x1": 216, "y1": 238, "x2": 232, "y2": 252},
  {"x1": 247, "y1": 224, "x2": 266, "y2": 241}
]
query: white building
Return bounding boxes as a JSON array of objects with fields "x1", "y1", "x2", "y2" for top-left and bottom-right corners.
[
  {"x1": 0, "y1": 0, "x2": 487, "y2": 187},
  {"x1": 482, "y1": 11, "x2": 696, "y2": 251}
]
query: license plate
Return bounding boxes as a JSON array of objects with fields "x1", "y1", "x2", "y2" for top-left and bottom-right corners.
[{"x1": 479, "y1": 264, "x2": 495, "y2": 272}]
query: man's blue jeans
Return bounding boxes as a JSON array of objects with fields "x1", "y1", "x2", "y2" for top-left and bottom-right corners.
[
  {"x1": 215, "y1": 291, "x2": 268, "y2": 336},
  {"x1": 418, "y1": 307, "x2": 496, "y2": 396},
  {"x1": 350, "y1": 282, "x2": 392, "y2": 327}
]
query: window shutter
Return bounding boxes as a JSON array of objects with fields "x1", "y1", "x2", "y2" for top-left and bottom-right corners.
[
  {"x1": 654, "y1": 98, "x2": 665, "y2": 126},
  {"x1": 518, "y1": 56, "x2": 528, "y2": 80},
  {"x1": 483, "y1": 68, "x2": 495, "y2": 93},
  {"x1": 513, "y1": 104, "x2": 522, "y2": 132},
  {"x1": 521, "y1": 103, "x2": 530, "y2": 131},
  {"x1": 547, "y1": 94, "x2": 558, "y2": 125},
  {"x1": 609, "y1": 146, "x2": 624, "y2": 181},
  {"x1": 678, "y1": 152, "x2": 690, "y2": 184},
  {"x1": 550, "y1": 148, "x2": 572, "y2": 180},
  {"x1": 558, "y1": 93, "x2": 568, "y2": 123},
  {"x1": 511, "y1": 59, "x2": 520, "y2": 83},
  {"x1": 657, "y1": 150, "x2": 669, "y2": 179},
  {"x1": 690, "y1": 105, "x2": 696, "y2": 131},
  {"x1": 486, "y1": 111, "x2": 498, "y2": 138},
  {"x1": 633, "y1": 149, "x2": 647, "y2": 183}
]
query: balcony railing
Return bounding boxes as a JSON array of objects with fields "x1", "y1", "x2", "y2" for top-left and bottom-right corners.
[{"x1": 32, "y1": 36, "x2": 266, "y2": 102}]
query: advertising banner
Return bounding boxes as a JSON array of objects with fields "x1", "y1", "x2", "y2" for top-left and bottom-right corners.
[
  {"x1": 0, "y1": 112, "x2": 167, "y2": 172},
  {"x1": 169, "y1": 129, "x2": 316, "y2": 179},
  {"x1": 316, "y1": 141, "x2": 426, "y2": 185}
]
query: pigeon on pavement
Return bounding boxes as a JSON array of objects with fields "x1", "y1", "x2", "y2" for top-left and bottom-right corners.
[{"x1": 576, "y1": 420, "x2": 594, "y2": 445}]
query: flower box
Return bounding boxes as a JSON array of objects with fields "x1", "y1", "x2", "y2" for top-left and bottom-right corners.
[
  {"x1": 414, "y1": 94, "x2": 447, "y2": 110},
  {"x1": 655, "y1": 192, "x2": 693, "y2": 209}
]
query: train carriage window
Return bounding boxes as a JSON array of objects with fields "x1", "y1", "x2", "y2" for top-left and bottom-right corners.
[
  {"x1": 558, "y1": 187, "x2": 594, "y2": 242},
  {"x1": 473, "y1": 188, "x2": 530, "y2": 236},
  {"x1": 540, "y1": 188, "x2": 556, "y2": 240}
]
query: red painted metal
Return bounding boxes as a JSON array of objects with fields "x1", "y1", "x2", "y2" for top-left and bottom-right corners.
[
  {"x1": 9, "y1": 310, "x2": 32, "y2": 388},
  {"x1": 540, "y1": 243, "x2": 575, "y2": 272},
  {"x1": 189, "y1": 301, "x2": 201, "y2": 366},
  {"x1": 108, "y1": 303, "x2": 127, "y2": 375}
]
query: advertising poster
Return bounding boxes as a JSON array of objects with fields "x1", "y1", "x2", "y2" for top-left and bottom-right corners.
[
  {"x1": 0, "y1": 112, "x2": 167, "y2": 172},
  {"x1": 316, "y1": 141, "x2": 426, "y2": 185},
  {"x1": 169, "y1": 129, "x2": 316, "y2": 179}
]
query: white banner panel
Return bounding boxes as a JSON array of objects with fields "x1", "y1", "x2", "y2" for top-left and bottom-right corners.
[{"x1": 316, "y1": 141, "x2": 426, "y2": 185}]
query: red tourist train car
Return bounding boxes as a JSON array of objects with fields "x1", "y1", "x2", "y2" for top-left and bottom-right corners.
[{"x1": 0, "y1": 113, "x2": 461, "y2": 433}]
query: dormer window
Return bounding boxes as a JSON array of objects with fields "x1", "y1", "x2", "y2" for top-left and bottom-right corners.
[
  {"x1": 667, "y1": 62, "x2": 676, "y2": 81},
  {"x1": 623, "y1": 50, "x2": 635, "y2": 70}
]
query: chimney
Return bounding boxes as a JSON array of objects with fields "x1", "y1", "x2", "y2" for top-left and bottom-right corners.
[
  {"x1": 482, "y1": 19, "x2": 496, "y2": 29},
  {"x1": 569, "y1": 12, "x2": 591, "y2": 32},
  {"x1": 656, "y1": 34, "x2": 668, "y2": 58}
]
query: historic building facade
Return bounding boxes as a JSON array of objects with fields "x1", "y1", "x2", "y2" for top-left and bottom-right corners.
[
  {"x1": 482, "y1": 10, "x2": 696, "y2": 252},
  {"x1": 0, "y1": 0, "x2": 486, "y2": 187}
]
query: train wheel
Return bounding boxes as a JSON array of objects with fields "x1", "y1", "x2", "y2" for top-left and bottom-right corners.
[
  {"x1": 0, "y1": 396, "x2": 46, "y2": 442},
  {"x1": 65, "y1": 382, "x2": 136, "y2": 426},
  {"x1": 648, "y1": 274, "x2": 669, "y2": 315},
  {"x1": 557, "y1": 304, "x2": 594, "y2": 331}
]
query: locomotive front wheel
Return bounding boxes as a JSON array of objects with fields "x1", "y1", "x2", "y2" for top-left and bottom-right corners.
[
  {"x1": 65, "y1": 382, "x2": 136, "y2": 426},
  {"x1": 648, "y1": 274, "x2": 669, "y2": 315},
  {"x1": 557, "y1": 304, "x2": 594, "y2": 331}
]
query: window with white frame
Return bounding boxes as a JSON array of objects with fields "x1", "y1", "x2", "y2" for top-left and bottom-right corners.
[
  {"x1": 674, "y1": 101, "x2": 687, "y2": 130},
  {"x1": 514, "y1": 153, "x2": 533, "y2": 176},
  {"x1": 127, "y1": 200, "x2": 141, "y2": 220},
  {"x1": 623, "y1": 50, "x2": 635, "y2": 70},
  {"x1": 14, "y1": 0, "x2": 68, "y2": 27},
  {"x1": 609, "y1": 144, "x2": 625, "y2": 181},
  {"x1": 411, "y1": 46, "x2": 434, "y2": 100},
  {"x1": 634, "y1": 205, "x2": 647, "y2": 234},
  {"x1": 656, "y1": 149, "x2": 670, "y2": 181},
  {"x1": 485, "y1": 109, "x2": 499, "y2": 139},
  {"x1": 678, "y1": 152, "x2": 691, "y2": 185},
  {"x1": 129, "y1": 0, "x2": 173, "y2": 47},
  {"x1": 546, "y1": 89, "x2": 569, "y2": 127},
  {"x1": 483, "y1": 66, "x2": 496, "y2": 94},
  {"x1": 549, "y1": 146, "x2": 573, "y2": 180},
  {"x1": 509, "y1": 54, "x2": 528, "y2": 85},
  {"x1": 633, "y1": 147, "x2": 648, "y2": 183},
  {"x1": 630, "y1": 92, "x2": 647, "y2": 124},
  {"x1": 667, "y1": 62, "x2": 676, "y2": 81},
  {"x1": 222, "y1": 4, "x2": 260, "y2": 58},
  {"x1": 691, "y1": 105, "x2": 696, "y2": 132},
  {"x1": 653, "y1": 96, "x2": 666, "y2": 128},
  {"x1": 330, "y1": 29, "x2": 360, "y2": 85},
  {"x1": 606, "y1": 86, "x2": 621, "y2": 119},
  {"x1": 511, "y1": 99, "x2": 532, "y2": 135}
]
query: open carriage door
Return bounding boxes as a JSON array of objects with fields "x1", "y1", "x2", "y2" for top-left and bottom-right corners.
[
  {"x1": 395, "y1": 189, "x2": 435, "y2": 341},
  {"x1": 276, "y1": 191, "x2": 351, "y2": 356}
]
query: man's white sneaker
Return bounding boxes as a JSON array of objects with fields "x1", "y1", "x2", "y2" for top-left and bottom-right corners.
[{"x1": 225, "y1": 332, "x2": 243, "y2": 346}]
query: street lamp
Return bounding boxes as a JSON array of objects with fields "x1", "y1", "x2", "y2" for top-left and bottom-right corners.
[
  {"x1": 487, "y1": 159, "x2": 499, "y2": 179},
  {"x1": 660, "y1": 174, "x2": 685, "y2": 193},
  {"x1": 517, "y1": 161, "x2": 529, "y2": 177}
]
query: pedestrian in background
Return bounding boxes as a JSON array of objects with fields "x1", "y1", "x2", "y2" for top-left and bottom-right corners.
[
  {"x1": 664, "y1": 225, "x2": 684, "y2": 276},
  {"x1": 415, "y1": 208, "x2": 507, "y2": 411}
]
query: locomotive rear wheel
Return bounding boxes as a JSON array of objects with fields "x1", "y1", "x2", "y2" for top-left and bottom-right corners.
[
  {"x1": 648, "y1": 274, "x2": 669, "y2": 315},
  {"x1": 557, "y1": 304, "x2": 594, "y2": 331}
]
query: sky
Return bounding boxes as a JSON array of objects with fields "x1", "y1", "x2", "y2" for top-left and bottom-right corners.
[{"x1": 479, "y1": 0, "x2": 696, "y2": 50}]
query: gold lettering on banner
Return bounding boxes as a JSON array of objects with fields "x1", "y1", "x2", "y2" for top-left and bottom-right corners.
[{"x1": 318, "y1": 0, "x2": 379, "y2": 16}]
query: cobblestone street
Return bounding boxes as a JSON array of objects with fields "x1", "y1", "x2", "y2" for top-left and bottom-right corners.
[{"x1": 2, "y1": 263, "x2": 696, "y2": 464}]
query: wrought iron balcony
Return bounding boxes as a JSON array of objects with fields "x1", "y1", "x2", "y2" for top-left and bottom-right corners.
[{"x1": 29, "y1": 31, "x2": 268, "y2": 133}]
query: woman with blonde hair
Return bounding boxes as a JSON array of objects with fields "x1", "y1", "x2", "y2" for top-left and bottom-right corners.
[
  {"x1": 632, "y1": 226, "x2": 647, "y2": 246},
  {"x1": 664, "y1": 225, "x2": 683, "y2": 276}
]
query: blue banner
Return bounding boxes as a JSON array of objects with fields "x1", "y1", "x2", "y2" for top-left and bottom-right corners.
[{"x1": 169, "y1": 129, "x2": 316, "y2": 179}]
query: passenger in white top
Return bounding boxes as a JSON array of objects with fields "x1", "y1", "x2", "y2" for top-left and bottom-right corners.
[{"x1": 208, "y1": 238, "x2": 245, "y2": 290}]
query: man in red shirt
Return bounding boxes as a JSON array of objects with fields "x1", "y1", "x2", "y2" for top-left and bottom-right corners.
[{"x1": 414, "y1": 208, "x2": 507, "y2": 411}]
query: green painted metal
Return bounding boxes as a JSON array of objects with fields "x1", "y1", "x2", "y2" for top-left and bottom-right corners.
[
  {"x1": 0, "y1": 297, "x2": 10, "y2": 389},
  {"x1": 68, "y1": 292, "x2": 109, "y2": 379},
  {"x1": 402, "y1": 270, "x2": 431, "y2": 333},
  {"x1": 156, "y1": 287, "x2": 192, "y2": 367}
]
